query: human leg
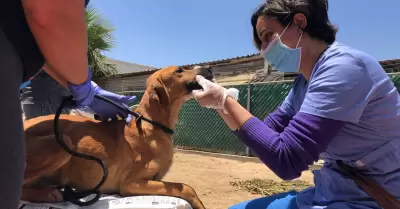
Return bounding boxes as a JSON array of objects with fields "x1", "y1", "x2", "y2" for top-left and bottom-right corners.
[
  {"x1": 21, "y1": 103, "x2": 43, "y2": 120},
  {"x1": 0, "y1": 29, "x2": 26, "y2": 208},
  {"x1": 228, "y1": 190, "x2": 298, "y2": 209},
  {"x1": 21, "y1": 73, "x2": 72, "y2": 119}
]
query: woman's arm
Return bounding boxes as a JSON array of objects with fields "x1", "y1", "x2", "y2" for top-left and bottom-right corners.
[
  {"x1": 217, "y1": 107, "x2": 293, "y2": 133},
  {"x1": 193, "y1": 75, "x2": 347, "y2": 180},
  {"x1": 263, "y1": 108, "x2": 294, "y2": 133},
  {"x1": 222, "y1": 97, "x2": 345, "y2": 180},
  {"x1": 216, "y1": 109, "x2": 240, "y2": 130},
  {"x1": 217, "y1": 78, "x2": 298, "y2": 132},
  {"x1": 22, "y1": 0, "x2": 88, "y2": 85},
  {"x1": 217, "y1": 53, "x2": 375, "y2": 180}
]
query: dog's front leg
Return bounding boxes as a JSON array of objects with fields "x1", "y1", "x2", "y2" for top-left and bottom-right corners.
[{"x1": 119, "y1": 180, "x2": 206, "y2": 209}]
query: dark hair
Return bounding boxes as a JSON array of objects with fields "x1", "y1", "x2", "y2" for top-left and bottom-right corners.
[{"x1": 251, "y1": 0, "x2": 338, "y2": 50}]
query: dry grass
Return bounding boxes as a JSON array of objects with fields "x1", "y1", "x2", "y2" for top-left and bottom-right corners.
[
  {"x1": 229, "y1": 163, "x2": 320, "y2": 197},
  {"x1": 230, "y1": 178, "x2": 313, "y2": 196}
]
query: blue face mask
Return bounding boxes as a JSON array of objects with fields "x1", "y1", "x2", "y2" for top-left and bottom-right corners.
[{"x1": 261, "y1": 24, "x2": 303, "y2": 73}]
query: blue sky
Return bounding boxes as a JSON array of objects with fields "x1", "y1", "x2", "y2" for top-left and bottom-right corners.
[{"x1": 91, "y1": 0, "x2": 400, "y2": 68}]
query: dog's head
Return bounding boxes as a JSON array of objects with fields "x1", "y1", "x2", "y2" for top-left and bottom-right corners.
[{"x1": 144, "y1": 65, "x2": 214, "y2": 109}]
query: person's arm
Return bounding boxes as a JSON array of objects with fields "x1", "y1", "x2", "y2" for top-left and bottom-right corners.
[
  {"x1": 218, "y1": 78, "x2": 299, "y2": 132},
  {"x1": 216, "y1": 109, "x2": 239, "y2": 130},
  {"x1": 217, "y1": 104, "x2": 294, "y2": 133},
  {"x1": 221, "y1": 54, "x2": 373, "y2": 180},
  {"x1": 262, "y1": 108, "x2": 294, "y2": 133},
  {"x1": 260, "y1": 77, "x2": 306, "y2": 133},
  {"x1": 223, "y1": 97, "x2": 344, "y2": 180},
  {"x1": 21, "y1": 0, "x2": 88, "y2": 85}
]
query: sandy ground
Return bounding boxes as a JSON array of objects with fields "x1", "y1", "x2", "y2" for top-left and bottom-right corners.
[{"x1": 163, "y1": 150, "x2": 315, "y2": 209}]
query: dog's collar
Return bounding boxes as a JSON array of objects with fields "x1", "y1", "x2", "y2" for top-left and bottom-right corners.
[
  {"x1": 127, "y1": 113, "x2": 174, "y2": 135},
  {"x1": 92, "y1": 95, "x2": 174, "y2": 135}
]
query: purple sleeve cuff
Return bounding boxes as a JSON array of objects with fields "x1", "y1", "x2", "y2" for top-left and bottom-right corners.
[
  {"x1": 263, "y1": 108, "x2": 293, "y2": 133},
  {"x1": 233, "y1": 112, "x2": 344, "y2": 180}
]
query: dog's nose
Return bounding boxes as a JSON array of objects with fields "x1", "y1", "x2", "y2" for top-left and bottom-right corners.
[{"x1": 197, "y1": 66, "x2": 214, "y2": 80}]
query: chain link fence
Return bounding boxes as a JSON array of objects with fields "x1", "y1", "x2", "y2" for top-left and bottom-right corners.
[{"x1": 123, "y1": 73, "x2": 400, "y2": 156}]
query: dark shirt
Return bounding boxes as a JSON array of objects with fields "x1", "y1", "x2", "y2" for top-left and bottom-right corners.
[
  {"x1": 0, "y1": 0, "x2": 91, "y2": 83},
  {"x1": 21, "y1": 71, "x2": 71, "y2": 104}
]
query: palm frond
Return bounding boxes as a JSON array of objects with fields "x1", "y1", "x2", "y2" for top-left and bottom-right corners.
[{"x1": 85, "y1": 6, "x2": 118, "y2": 77}]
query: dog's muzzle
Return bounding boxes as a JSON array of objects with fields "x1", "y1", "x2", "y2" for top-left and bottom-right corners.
[{"x1": 185, "y1": 66, "x2": 214, "y2": 92}]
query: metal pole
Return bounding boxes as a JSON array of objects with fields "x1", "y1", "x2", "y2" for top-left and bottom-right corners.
[
  {"x1": 244, "y1": 63, "x2": 271, "y2": 156},
  {"x1": 245, "y1": 73, "x2": 257, "y2": 157},
  {"x1": 245, "y1": 82, "x2": 251, "y2": 156}
]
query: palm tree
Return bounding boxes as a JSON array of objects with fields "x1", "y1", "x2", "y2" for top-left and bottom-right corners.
[{"x1": 86, "y1": 6, "x2": 118, "y2": 77}]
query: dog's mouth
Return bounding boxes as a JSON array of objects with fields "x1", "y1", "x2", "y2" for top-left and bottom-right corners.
[
  {"x1": 185, "y1": 81, "x2": 202, "y2": 92},
  {"x1": 185, "y1": 74, "x2": 214, "y2": 92}
]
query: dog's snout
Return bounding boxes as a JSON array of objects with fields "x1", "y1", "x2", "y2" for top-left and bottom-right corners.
[
  {"x1": 185, "y1": 66, "x2": 215, "y2": 92},
  {"x1": 197, "y1": 66, "x2": 214, "y2": 80}
]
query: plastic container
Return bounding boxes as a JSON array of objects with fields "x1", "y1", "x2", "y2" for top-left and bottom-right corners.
[
  {"x1": 108, "y1": 195, "x2": 193, "y2": 209},
  {"x1": 20, "y1": 195, "x2": 193, "y2": 209}
]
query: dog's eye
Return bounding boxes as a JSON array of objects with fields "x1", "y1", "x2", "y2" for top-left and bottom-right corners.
[{"x1": 175, "y1": 68, "x2": 184, "y2": 73}]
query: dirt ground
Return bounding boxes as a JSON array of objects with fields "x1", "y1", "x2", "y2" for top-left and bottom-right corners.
[{"x1": 163, "y1": 150, "x2": 315, "y2": 209}]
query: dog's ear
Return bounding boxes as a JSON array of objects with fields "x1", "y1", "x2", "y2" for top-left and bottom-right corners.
[{"x1": 149, "y1": 79, "x2": 170, "y2": 108}]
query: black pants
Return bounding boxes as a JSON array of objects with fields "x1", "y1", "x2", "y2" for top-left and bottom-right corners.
[{"x1": 0, "y1": 29, "x2": 25, "y2": 208}]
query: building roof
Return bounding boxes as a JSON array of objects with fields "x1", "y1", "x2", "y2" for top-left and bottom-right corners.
[
  {"x1": 379, "y1": 58, "x2": 400, "y2": 73},
  {"x1": 104, "y1": 58, "x2": 155, "y2": 74},
  {"x1": 100, "y1": 54, "x2": 400, "y2": 79},
  {"x1": 100, "y1": 54, "x2": 262, "y2": 79}
]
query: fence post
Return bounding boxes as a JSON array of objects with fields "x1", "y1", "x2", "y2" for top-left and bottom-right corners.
[{"x1": 245, "y1": 81, "x2": 251, "y2": 156}]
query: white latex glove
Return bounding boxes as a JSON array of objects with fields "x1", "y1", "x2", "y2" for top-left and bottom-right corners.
[{"x1": 192, "y1": 75, "x2": 239, "y2": 113}]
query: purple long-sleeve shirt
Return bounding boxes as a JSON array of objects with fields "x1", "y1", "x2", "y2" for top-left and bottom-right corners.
[
  {"x1": 233, "y1": 109, "x2": 345, "y2": 180},
  {"x1": 263, "y1": 108, "x2": 293, "y2": 133},
  {"x1": 230, "y1": 42, "x2": 400, "y2": 208}
]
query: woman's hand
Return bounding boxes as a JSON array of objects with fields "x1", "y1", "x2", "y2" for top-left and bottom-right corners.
[
  {"x1": 68, "y1": 71, "x2": 136, "y2": 122},
  {"x1": 192, "y1": 75, "x2": 239, "y2": 113},
  {"x1": 193, "y1": 75, "x2": 254, "y2": 130}
]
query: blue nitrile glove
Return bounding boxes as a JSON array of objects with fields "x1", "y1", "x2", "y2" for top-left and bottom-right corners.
[{"x1": 68, "y1": 71, "x2": 136, "y2": 122}]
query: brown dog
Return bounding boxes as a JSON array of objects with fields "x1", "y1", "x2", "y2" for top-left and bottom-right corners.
[{"x1": 22, "y1": 66, "x2": 214, "y2": 209}]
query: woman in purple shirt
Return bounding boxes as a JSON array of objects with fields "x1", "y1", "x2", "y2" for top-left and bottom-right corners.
[{"x1": 193, "y1": 0, "x2": 400, "y2": 208}]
